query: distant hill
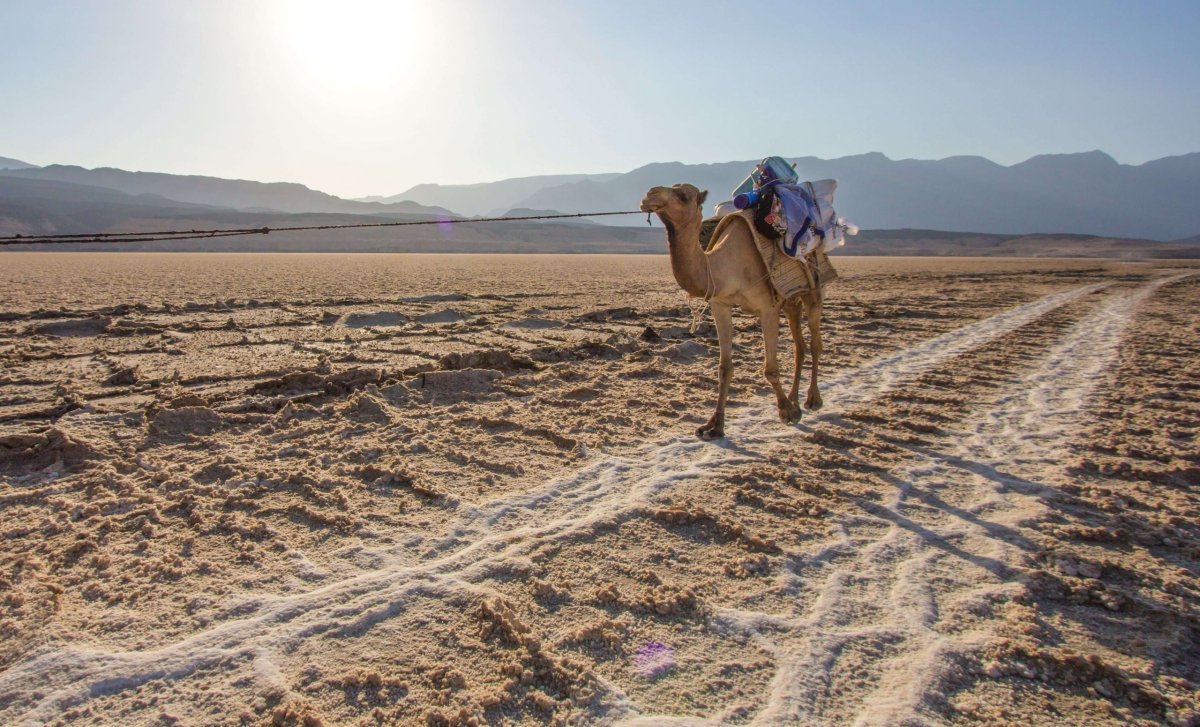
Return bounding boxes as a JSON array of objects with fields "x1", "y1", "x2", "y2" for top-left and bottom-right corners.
[
  {"x1": 0, "y1": 176, "x2": 225, "y2": 237},
  {"x1": 0, "y1": 164, "x2": 452, "y2": 217},
  {"x1": 0, "y1": 175, "x2": 661, "y2": 253},
  {"x1": 844, "y1": 228, "x2": 1199, "y2": 258},
  {"x1": 377, "y1": 173, "x2": 621, "y2": 216},
  {"x1": 0, "y1": 156, "x2": 37, "y2": 170},
  {"x1": 497, "y1": 208, "x2": 601, "y2": 226},
  {"x1": 0, "y1": 175, "x2": 443, "y2": 236},
  {"x1": 489, "y1": 151, "x2": 1200, "y2": 241}
]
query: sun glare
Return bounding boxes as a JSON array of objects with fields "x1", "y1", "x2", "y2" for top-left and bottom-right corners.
[{"x1": 274, "y1": 0, "x2": 437, "y2": 93}]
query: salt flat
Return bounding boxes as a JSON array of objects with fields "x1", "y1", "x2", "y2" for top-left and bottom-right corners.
[{"x1": 1, "y1": 253, "x2": 1197, "y2": 726}]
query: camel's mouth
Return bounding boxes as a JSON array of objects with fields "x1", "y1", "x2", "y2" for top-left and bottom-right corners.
[{"x1": 639, "y1": 193, "x2": 666, "y2": 213}]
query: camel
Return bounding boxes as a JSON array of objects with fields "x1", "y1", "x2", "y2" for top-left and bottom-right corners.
[{"x1": 639, "y1": 183, "x2": 824, "y2": 439}]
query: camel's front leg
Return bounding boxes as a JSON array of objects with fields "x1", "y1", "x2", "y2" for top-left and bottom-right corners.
[
  {"x1": 698, "y1": 302, "x2": 734, "y2": 440},
  {"x1": 762, "y1": 308, "x2": 802, "y2": 424},
  {"x1": 784, "y1": 299, "x2": 805, "y2": 409},
  {"x1": 805, "y1": 292, "x2": 824, "y2": 410}
]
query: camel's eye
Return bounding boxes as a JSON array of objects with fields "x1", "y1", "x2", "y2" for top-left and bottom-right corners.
[{"x1": 673, "y1": 189, "x2": 689, "y2": 203}]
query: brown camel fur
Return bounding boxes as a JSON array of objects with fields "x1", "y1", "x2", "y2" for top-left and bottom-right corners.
[{"x1": 640, "y1": 183, "x2": 824, "y2": 439}]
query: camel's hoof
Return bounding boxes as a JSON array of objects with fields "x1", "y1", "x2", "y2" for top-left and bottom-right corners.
[
  {"x1": 696, "y1": 425, "x2": 725, "y2": 440},
  {"x1": 779, "y1": 403, "x2": 803, "y2": 424},
  {"x1": 805, "y1": 395, "x2": 824, "y2": 411}
]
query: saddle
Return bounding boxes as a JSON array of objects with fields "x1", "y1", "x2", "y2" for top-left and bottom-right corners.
[{"x1": 699, "y1": 210, "x2": 837, "y2": 301}]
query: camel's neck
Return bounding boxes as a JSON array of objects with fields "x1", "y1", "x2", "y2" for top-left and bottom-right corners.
[{"x1": 660, "y1": 213, "x2": 709, "y2": 298}]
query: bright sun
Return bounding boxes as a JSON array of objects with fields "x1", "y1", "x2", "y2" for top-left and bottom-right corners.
[{"x1": 274, "y1": 0, "x2": 437, "y2": 92}]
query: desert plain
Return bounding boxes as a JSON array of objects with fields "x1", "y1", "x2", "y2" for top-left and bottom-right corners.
[{"x1": 0, "y1": 252, "x2": 1198, "y2": 726}]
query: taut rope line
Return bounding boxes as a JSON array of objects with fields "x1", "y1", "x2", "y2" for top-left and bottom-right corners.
[{"x1": 0, "y1": 210, "x2": 646, "y2": 247}]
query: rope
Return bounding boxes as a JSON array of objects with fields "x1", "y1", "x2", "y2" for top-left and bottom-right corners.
[
  {"x1": 0, "y1": 210, "x2": 645, "y2": 247},
  {"x1": 688, "y1": 293, "x2": 710, "y2": 334},
  {"x1": 688, "y1": 247, "x2": 717, "y2": 334}
]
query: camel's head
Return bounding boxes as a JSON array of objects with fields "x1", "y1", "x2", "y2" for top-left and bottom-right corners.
[{"x1": 639, "y1": 184, "x2": 708, "y2": 222}]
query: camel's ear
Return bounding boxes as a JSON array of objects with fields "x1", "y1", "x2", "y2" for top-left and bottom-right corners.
[{"x1": 697, "y1": 189, "x2": 708, "y2": 207}]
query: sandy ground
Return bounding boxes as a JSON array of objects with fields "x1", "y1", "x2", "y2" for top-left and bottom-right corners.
[{"x1": 0, "y1": 253, "x2": 1197, "y2": 726}]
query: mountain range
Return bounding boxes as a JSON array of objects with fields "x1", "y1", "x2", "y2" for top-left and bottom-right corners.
[
  {"x1": 0, "y1": 174, "x2": 654, "y2": 253},
  {"x1": 395, "y1": 151, "x2": 1197, "y2": 241},
  {"x1": 0, "y1": 156, "x2": 37, "y2": 171},
  {"x1": 0, "y1": 163, "x2": 452, "y2": 217},
  {"x1": 357, "y1": 173, "x2": 621, "y2": 216},
  {"x1": 2, "y1": 151, "x2": 1198, "y2": 254}
]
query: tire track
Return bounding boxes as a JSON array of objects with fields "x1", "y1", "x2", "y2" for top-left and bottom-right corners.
[
  {"x1": 720, "y1": 273, "x2": 1192, "y2": 727},
  {"x1": 0, "y1": 282, "x2": 1111, "y2": 725}
]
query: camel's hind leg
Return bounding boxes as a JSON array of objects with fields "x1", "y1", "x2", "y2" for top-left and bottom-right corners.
[
  {"x1": 803, "y1": 290, "x2": 824, "y2": 410},
  {"x1": 762, "y1": 307, "x2": 802, "y2": 424},
  {"x1": 783, "y1": 298, "x2": 805, "y2": 409},
  {"x1": 698, "y1": 302, "x2": 734, "y2": 440}
]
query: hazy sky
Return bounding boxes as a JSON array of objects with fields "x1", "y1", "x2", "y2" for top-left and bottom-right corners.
[{"x1": 3, "y1": 0, "x2": 1198, "y2": 198}]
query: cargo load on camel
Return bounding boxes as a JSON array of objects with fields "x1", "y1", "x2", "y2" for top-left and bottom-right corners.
[{"x1": 699, "y1": 157, "x2": 858, "y2": 300}]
